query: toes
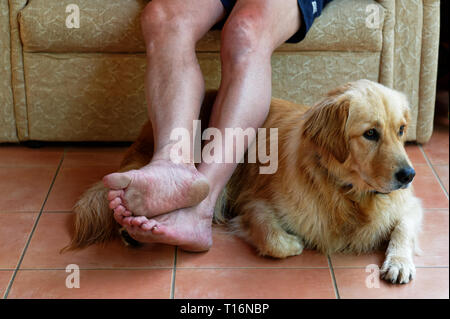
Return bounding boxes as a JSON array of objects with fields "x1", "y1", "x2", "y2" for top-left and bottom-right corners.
[
  {"x1": 398, "y1": 265, "x2": 415, "y2": 284},
  {"x1": 103, "y1": 172, "x2": 132, "y2": 190},
  {"x1": 108, "y1": 197, "x2": 122, "y2": 209},
  {"x1": 114, "y1": 205, "x2": 125, "y2": 215},
  {"x1": 113, "y1": 208, "x2": 123, "y2": 223},
  {"x1": 387, "y1": 267, "x2": 400, "y2": 284},
  {"x1": 141, "y1": 219, "x2": 159, "y2": 231},
  {"x1": 122, "y1": 216, "x2": 134, "y2": 226},
  {"x1": 113, "y1": 206, "x2": 126, "y2": 224},
  {"x1": 398, "y1": 270, "x2": 409, "y2": 284},
  {"x1": 124, "y1": 210, "x2": 132, "y2": 217},
  {"x1": 130, "y1": 216, "x2": 150, "y2": 227},
  {"x1": 151, "y1": 223, "x2": 168, "y2": 235},
  {"x1": 381, "y1": 256, "x2": 415, "y2": 284},
  {"x1": 121, "y1": 214, "x2": 142, "y2": 227},
  {"x1": 123, "y1": 222, "x2": 159, "y2": 244},
  {"x1": 107, "y1": 190, "x2": 124, "y2": 201},
  {"x1": 122, "y1": 210, "x2": 132, "y2": 217}
]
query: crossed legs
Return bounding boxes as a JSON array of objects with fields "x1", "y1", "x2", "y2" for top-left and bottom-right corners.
[{"x1": 103, "y1": 0, "x2": 302, "y2": 251}]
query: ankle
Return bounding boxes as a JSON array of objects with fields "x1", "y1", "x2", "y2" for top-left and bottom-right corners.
[{"x1": 152, "y1": 142, "x2": 195, "y2": 166}]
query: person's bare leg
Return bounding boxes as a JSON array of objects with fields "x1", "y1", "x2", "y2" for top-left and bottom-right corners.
[
  {"x1": 103, "y1": 0, "x2": 225, "y2": 220},
  {"x1": 123, "y1": 0, "x2": 302, "y2": 251}
]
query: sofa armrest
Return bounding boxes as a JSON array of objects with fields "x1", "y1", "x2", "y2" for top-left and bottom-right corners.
[
  {"x1": 0, "y1": 0, "x2": 18, "y2": 142},
  {"x1": 7, "y1": 0, "x2": 29, "y2": 141},
  {"x1": 417, "y1": 0, "x2": 440, "y2": 143},
  {"x1": 378, "y1": 0, "x2": 440, "y2": 143}
]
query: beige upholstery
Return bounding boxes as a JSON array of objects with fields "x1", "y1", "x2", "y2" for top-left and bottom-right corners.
[
  {"x1": 19, "y1": 0, "x2": 383, "y2": 53},
  {"x1": 0, "y1": 0, "x2": 440, "y2": 143},
  {"x1": 0, "y1": 0, "x2": 17, "y2": 142}
]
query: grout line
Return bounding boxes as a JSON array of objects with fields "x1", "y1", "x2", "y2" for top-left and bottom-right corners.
[
  {"x1": 418, "y1": 145, "x2": 449, "y2": 199},
  {"x1": 7, "y1": 266, "x2": 331, "y2": 271},
  {"x1": 327, "y1": 255, "x2": 340, "y2": 299},
  {"x1": 170, "y1": 247, "x2": 178, "y2": 299},
  {"x1": 3, "y1": 151, "x2": 65, "y2": 299},
  {"x1": 0, "y1": 164, "x2": 63, "y2": 168},
  {"x1": 9, "y1": 265, "x2": 449, "y2": 270},
  {"x1": 330, "y1": 266, "x2": 449, "y2": 269},
  {"x1": 173, "y1": 266, "x2": 330, "y2": 269},
  {"x1": 15, "y1": 267, "x2": 175, "y2": 271},
  {"x1": 32, "y1": 210, "x2": 73, "y2": 214}
]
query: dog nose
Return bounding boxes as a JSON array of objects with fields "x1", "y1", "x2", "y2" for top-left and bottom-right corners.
[{"x1": 395, "y1": 167, "x2": 416, "y2": 185}]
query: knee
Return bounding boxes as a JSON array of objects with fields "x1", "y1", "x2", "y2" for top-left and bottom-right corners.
[
  {"x1": 140, "y1": 1, "x2": 192, "y2": 45},
  {"x1": 221, "y1": 11, "x2": 271, "y2": 65}
]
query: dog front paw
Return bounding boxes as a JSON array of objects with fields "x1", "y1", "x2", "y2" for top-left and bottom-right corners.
[
  {"x1": 381, "y1": 256, "x2": 416, "y2": 284},
  {"x1": 260, "y1": 233, "x2": 304, "y2": 258}
]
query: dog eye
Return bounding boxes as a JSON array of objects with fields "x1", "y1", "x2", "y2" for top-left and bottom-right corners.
[
  {"x1": 399, "y1": 125, "x2": 405, "y2": 136},
  {"x1": 363, "y1": 128, "x2": 379, "y2": 141}
]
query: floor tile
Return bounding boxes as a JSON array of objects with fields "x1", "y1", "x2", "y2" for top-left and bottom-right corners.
[
  {"x1": 405, "y1": 144, "x2": 427, "y2": 165},
  {"x1": 63, "y1": 149, "x2": 126, "y2": 167},
  {"x1": 177, "y1": 226, "x2": 328, "y2": 268},
  {"x1": 334, "y1": 267, "x2": 449, "y2": 299},
  {"x1": 0, "y1": 212, "x2": 37, "y2": 269},
  {"x1": 0, "y1": 167, "x2": 56, "y2": 211},
  {"x1": 8, "y1": 269, "x2": 172, "y2": 299},
  {"x1": 44, "y1": 165, "x2": 118, "y2": 211},
  {"x1": 0, "y1": 271, "x2": 13, "y2": 298},
  {"x1": 174, "y1": 268, "x2": 335, "y2": 299},
  {"x1": 20, "y1": 213, "x2": 175, "y2": 269},
  {"x1": 434, "y1": 165, "x2": 449, "y2": 193},
  {"x1": 331, "y1": 210, "x2": 449, "y2": 268},
  {"x1": 415, "y1": 210, "x2": 449, "y2": 267},
  {"x1": 330, "y1": 251, "x2": 386, "y2": 268},
  {"x1": 412, "y1": 165, "x2": 448, "y2": 209},
  {"x1": 0, "y1": 146, "x2": 63, "y2": 167},
  {"x1": 422, "y1": 124, "x2": 449, "y2": 165},
  {"x1": 65, "y1": 145, "x2": 130, "y2": 154}
]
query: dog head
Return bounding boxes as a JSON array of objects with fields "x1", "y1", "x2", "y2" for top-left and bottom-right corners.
[{"x1": 302, "y1": 79, "x2": 414, "y2": 194}]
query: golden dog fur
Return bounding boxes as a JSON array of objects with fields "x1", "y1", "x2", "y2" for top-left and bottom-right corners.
[{"x1": 68, "y1": 79, "x2": 423, "y2": 284}]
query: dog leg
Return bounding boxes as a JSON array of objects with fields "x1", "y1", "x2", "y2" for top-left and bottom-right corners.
[
  {"x1": 230, "y1": 202, "x2": 304, "y2": 258},
  {"x1": 381, "y1": 205, "x2": 423, "y2": 284}
]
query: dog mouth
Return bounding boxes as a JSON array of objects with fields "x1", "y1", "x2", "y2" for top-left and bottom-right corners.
[
  {"x1": 395, "y1": 181, "x2": 412, "y2": 190},
  {"x1": 359, "y1": 175, "x2": 387, "y2": 194},
  {"x1": 345, "y1": 170, "x2": 409, "y2": 195},
  {"x1": 371, "y1": 189, "x2": 391, "y2": 195},
  {"x1": 363, "y1": 178, "x2": 397, "y2": 195},
  {"x1": 370, "y1": 181, "x2": 412, "y2": 194}
]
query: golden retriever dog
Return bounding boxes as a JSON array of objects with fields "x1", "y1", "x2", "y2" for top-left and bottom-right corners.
[{"x1": 67, "y1": 79, "x2": 422, "y2": 284}]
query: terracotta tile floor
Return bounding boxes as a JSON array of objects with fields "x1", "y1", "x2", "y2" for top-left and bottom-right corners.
[{"x1": 0, "y1": 121, "x2": 448, "y2": 299}]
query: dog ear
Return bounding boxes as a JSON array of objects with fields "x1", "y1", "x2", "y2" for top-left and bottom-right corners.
[{"x1": 301, "y1": 95, "x2": 350, "y2": 163}]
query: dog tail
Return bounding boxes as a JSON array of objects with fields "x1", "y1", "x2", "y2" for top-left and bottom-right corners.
[
  {"x1": 213, "y1": 188, "x2": 231, "y2": 224},
  {"x1": 213, "y1": 171, "x2": 244, "y2": 224},
  {"x1": 61, "y1": 181, "x2": 118, "y2": 252}
]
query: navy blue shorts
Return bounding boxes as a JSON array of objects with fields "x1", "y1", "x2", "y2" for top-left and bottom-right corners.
[{"x1": 219, "y1": 0, "x2": 334, "y2": 43}]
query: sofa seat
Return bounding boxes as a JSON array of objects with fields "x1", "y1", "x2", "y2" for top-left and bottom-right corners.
[{"x1": 19, "y1": 0, "x2": 383, "y2": 53}]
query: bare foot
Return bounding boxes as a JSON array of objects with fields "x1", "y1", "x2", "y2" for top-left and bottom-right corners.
[
  {"x1": 118, "y1": 200, "x2": 214, "y2": 252},
  {"x1": 103, "y1": 159, "x2": 210, "y2": 219}
]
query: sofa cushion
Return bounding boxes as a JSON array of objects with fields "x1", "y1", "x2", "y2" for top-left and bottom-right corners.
[
  {"x1": 23, "y1": 51, "x2": 381, "y2": 141},
  {"x1": 19, "y1": 0, "x2": 384, "y2": 53}
]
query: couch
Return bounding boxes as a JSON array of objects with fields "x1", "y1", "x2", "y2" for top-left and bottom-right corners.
[{"x1": 0, "y1": 0, "x2": 440, "y2": 143}]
